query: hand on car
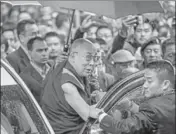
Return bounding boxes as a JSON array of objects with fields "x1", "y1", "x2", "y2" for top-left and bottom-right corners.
[
  {"x1": 91, "y1": 90, "x2": 106, "y2": 102},
  {"x1": 89, "y1": 105, "x2": 104, "y2": 119},
  {"x1": 55, "y1": 51, "x2": 69, "y2": 64}
]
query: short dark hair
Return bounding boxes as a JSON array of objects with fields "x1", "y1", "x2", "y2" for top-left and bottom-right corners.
[
  {"x1": 134, "y1": 18, "x2": 155, "y2": 31},
  {"x1": 96, "y1": 25, "x2": 113, "y2": 36},
  {"x1": 44, "y1": 31, "x2": 65, "y2": 45},
  {"x1": 141, "y1": 37, "x2": 162, "y2": 56},
  {"x1": 16, "y1": 19, "x2": 36, "y2": 37},
  {"x1": 1, "y1": 36, "x2": 9, "y2": 52},
  {"x1": 146, "y1": 60, "x2": 175, "y2": 88},
  {"x1": 27, "y1": 36, "x2": 44, "y2": 51},
  {"x1": 162, "y1": 38, "x2": 175, "y2": 55}
]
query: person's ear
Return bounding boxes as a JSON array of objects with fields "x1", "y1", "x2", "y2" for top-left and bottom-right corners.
[
  {"x1": 19, "y1": 34, "x2": 25, "y2": 43},
  {"x1": 161, "y1": 80, "x2": 170, "y2": 92}
]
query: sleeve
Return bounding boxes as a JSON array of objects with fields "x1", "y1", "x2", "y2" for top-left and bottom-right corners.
[
  {"x1": 6, "y1": 55, "x2": 20, "y2": 74},
  {"x1": 99, "y1": 102, "x2": 157, "y2": 134},
  {"x1": 73, "y1": 28, "x2": 84, "y2": 41},
  {"x1": 110, "y1": 33, "x2": 127, "y2": 54}
]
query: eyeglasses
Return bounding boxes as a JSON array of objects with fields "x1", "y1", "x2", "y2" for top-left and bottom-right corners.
[
  {"x1": 84, "y1": 54, "x2": 101, "y2": 63},
  {"x1": 73, "y1": 52, "x2": 101, "y2": 63}
]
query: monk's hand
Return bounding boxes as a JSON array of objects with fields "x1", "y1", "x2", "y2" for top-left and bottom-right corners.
[
  {"x1": 89, "y1": 106, "x2": 103, "y2": 119},
  {"x1": 55, "y1": 51, "x2": 69, "y2": 63},
  {"x1": 91, "y1": 90, "x2": 106, "y2": 102}
]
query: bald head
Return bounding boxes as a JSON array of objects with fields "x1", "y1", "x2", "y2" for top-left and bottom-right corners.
[
  {"x1": 70, "y1": 38, "x2": 96, "y2": 53},
  {"x1": 68, "y1": 38, "x2": 97, "y2": 77}
]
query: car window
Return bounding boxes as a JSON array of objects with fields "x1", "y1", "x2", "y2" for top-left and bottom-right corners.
[{"x1": 1, "y1": 64, "x2": 54, "y2": 134}]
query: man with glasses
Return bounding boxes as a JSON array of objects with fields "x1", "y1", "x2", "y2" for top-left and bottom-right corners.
[
  {"x1": 96, "y1": 25, "x2": 114, "y2": 45},
  {"x1": 41, "y1": 38, "x2": 102, "y2": 134},
  {"x1": 6, "y1": 19, "x2": 39, "y2": 73}
]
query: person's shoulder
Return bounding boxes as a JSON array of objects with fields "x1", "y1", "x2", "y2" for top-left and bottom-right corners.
[
  {"x1": 19, "y1": 64, "x2": 33, "y2": 76},
  {"x1": 140, "y1": 93, "x2": 175, "y2": 111},
  {"x1": 61, "y1": 82, "x2": 78, "y2": 94},
  {"x1": 6, "y1": 49, "x2": 19, "y2": 60},
  {"x1": 148, "y1": 93, "x2": 175, "y2": 104}
]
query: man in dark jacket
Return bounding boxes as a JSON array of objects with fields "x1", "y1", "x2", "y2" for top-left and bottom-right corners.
[
  {"x1": 20, "y1": 37, "x2": 50, "y2": 103},
  {"x1": 91, "y1": 60, "x2": 175, "y2": 134},
  {"x1": 112, "y1": 16, "x2": 155, "y2": 55},
  {"x1": 6, "y1": 19, "x2": 39, "y2": 73}
]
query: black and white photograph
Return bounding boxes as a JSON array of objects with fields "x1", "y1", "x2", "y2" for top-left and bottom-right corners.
[{"x1": 1, "y1": 1, "x2": 175, "y2": 134}]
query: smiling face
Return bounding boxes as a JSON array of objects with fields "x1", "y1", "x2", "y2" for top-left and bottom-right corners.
[
  {"x1": 69, "y1": 40, "x2": 97, "y2": 77},
  {"x1": 75, "y1": 47, "x2": 97, "y2": 77}
]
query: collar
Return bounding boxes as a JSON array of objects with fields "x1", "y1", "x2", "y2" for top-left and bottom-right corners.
[
  {"x1": 31, "y1": 61, "x2": 50, "y2": 79},
  {"x1": 20, "y1": 45, "x2": 31, "y2": 61}
]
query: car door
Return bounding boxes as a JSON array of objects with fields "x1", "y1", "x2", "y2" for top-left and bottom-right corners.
[
  {"x1": 1, "y1": 60, "x2": 55, "y2": 134},
  {"x1": 80, "y1": 70, "x2": 145, "y2": 134}
]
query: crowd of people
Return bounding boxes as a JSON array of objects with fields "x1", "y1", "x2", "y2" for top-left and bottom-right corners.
[{"x1": 1, "y1": 1, "x2": 175, "y2": 134}]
